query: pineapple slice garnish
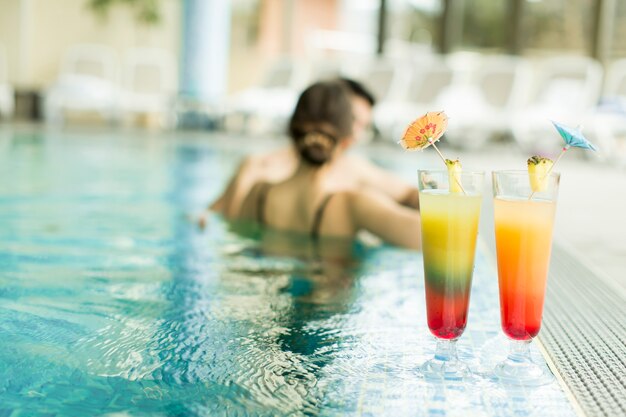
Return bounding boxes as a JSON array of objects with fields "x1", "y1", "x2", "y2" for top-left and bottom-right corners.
[
  {"x1": 527, "y1": 156, "x2": 554, "y2": 193},
  {"x1": 445, "y1": 158, "x2": 463, "y2": 193}
]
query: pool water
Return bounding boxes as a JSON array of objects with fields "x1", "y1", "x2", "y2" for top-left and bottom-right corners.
[{"x1": 0, "y1": 128, "x2": 576, "y2": 416}]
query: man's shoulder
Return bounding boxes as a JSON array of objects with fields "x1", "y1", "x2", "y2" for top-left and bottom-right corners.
[{"x1": 344, "y1": 154, "x2": 374, "y2": 169}]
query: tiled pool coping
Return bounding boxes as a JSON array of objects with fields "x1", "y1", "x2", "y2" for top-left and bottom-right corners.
[{"x1": 539, "y1": 243, "x2": 626, "y2": 417}]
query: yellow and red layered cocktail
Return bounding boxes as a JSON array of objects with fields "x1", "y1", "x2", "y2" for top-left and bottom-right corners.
[
  {"x1": 421, "y1": 191, "x2": 482, "y2": 340},
  {"x1": 400, "y1": 113, "x2": 484, "y2": 380},
  {"x1": 418, "y1": 169, "x2": 483, "y2": 380}
]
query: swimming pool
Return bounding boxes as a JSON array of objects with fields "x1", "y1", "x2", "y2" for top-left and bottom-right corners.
[{"x1": 0, "y1": 127, "x2": 577, "y2": 416}]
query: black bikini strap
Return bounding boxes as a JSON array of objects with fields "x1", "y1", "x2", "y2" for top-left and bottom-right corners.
[
  {"x1": 311, "y1": 194, "x2": 334, "y2": 239},
  {"x1": 256, "y1": 183, "x2": 271, "y2": 225}
]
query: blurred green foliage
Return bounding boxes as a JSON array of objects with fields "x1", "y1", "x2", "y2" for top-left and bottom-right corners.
[{"x1": 87, "y1": 0, "x2": 162, "y2": 25}]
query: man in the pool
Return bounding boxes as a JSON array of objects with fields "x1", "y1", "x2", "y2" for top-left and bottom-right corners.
[{"x1": 207, "y1": 78, "x2": 419, "y2": 223}]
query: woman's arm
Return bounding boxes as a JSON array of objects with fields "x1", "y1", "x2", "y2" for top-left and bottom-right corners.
[{"x1": 209, "y1": 158, "x2": 258, "y2": 219}]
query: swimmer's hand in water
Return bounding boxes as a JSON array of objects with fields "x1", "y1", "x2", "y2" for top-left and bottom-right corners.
[
  {"x1": 197, "y1": 211, "x2": 208, "y2": 230},
  {"x1": 183, "y1": 211, "x2": 209, "y2": 230}
]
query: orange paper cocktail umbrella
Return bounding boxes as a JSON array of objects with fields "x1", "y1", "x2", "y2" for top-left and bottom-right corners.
[{"x1": 399, "y1": 111, "x2": 448, "y2": 151}]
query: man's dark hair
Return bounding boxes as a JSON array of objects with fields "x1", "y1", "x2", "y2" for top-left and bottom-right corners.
[{"x1": 339, "y1": 77, "x2": 376, "y2": 106}]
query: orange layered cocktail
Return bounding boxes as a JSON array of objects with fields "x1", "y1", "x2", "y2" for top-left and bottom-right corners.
[
  {"x1": 494, "y1": 197, "x2": 557, "y2": 340},
  {"x1": 492, "y1": 168, "x2": 560, "y2": 386}
]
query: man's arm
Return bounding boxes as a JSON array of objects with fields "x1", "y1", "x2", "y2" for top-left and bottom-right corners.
[
  {"x1": 347, "y1": 155, "x2": 420, "y2": 209},
  {"x1": 349, "y1": 189, "x2": 421, "y2": 250}
]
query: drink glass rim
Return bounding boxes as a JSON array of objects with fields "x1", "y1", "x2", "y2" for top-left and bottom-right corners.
[
  {"x1": 417, "y1": 169, "x2": 485, "y2": 175},
  {"x1": 492, "y1": 169, "x2": 560, "y2": 178}
]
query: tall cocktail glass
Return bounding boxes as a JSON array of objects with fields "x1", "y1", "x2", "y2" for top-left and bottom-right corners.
[
  {"x1": 418, "y1": 170, "x2": 483, "y2": 380},
  {"x1": 492, "y1": 170, "x2": 559, "y2": 385}
]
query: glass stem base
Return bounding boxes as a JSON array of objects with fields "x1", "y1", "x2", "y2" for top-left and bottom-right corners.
[
  {"x1": 420, "y1": 339, "x2": 470, "y2": 381},
  {"x1": 494, "y1": 339, "x2": 553, "y2": 386}
]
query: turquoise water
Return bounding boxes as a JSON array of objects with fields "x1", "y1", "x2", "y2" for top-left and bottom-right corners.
[{"x1": 0, "y1": 129, "x2": 576, "y2": 416}]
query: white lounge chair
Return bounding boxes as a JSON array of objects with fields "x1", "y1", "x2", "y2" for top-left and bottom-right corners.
[
  {"x1": 353, "y1": 58, "x2": 409, "y2": 104},
  {"x1": 306, "y1": 57, "x2": 345, "y2": 83},
  {"x1": 0, "y1": 46, "x2": 14, "y2": 119},
  {"x1": 442, "y1": 55, "x2": 532, "y2": 149},
  {"x1": 511, "y1": 56, "x2": 603, "y2": 154},
  {"x1": 119, "y1": 47, "x2": 177, "y2": 128},
  {"x1": 586, "y1": 59, "x2": 626, "y2": 165},
  {"x1": 224, "y1": 58, "x2": 302, "y2": 134},
  {"x1": 44, "y1": 44, "x2": 120, "y2": 125},
  {"x1": 373, "y1": 54, "x2": 453, "y2": 142},
  {"x1": 305, "y1": 30, "x2": 376, "y2": 80}
]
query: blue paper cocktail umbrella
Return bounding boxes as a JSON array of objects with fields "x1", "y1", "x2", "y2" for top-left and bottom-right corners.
[
  {"x1": 528, "y1": 121, "x2": 598, "y2": 199},
  {"x1": 547, "y1": 120, "x2": 598, "y2": 173}
]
